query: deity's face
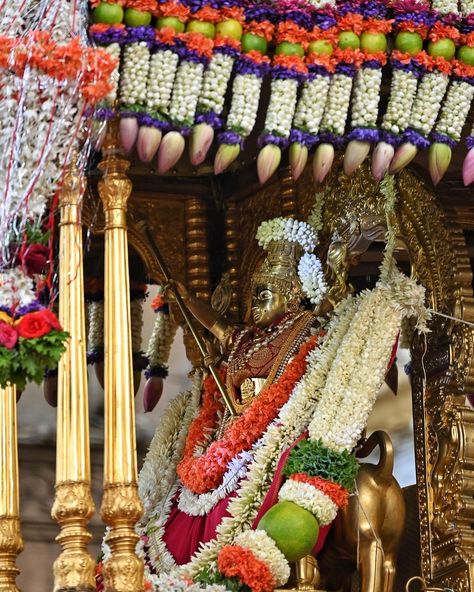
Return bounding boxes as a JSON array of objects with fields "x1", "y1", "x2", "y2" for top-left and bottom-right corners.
[{"x1": 251, "y1": 283, "x2": 289, "y2": 328}]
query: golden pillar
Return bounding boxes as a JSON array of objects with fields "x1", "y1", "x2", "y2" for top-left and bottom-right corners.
[
  {"x1": 0, "y1": 384, "x2": 24, "y2": 592},
  {"x1": 98, "y1": 124, "x2": 144, "y2": 592},
  {"x1": 51, "y1": 161, "x2": 96, "y2": 591}
]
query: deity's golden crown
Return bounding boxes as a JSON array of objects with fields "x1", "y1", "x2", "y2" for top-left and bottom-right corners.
[{"x1": 251, "y1": 240, "x2": 303, "y2": 300}]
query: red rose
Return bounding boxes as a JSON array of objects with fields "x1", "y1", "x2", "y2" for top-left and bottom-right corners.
[
  {"x1": 41, "y1": 309, "x2": 62, "y2": 331},
  {"x1": 0, "y1": 322, "x2": 18, "y2": 349},
  {"x1": 22, "y1": 244, "x2": 49, "y2": 275},
  {"x1": 17, "y1": 311, "x2": 53, "y2": 339}
]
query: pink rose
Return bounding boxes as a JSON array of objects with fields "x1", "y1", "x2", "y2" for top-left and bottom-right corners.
[{"x1": 0, "y1": 322, "x2": 18, "y2": 349}]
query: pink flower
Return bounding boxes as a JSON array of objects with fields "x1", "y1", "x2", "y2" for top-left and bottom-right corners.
[{"x1": 0, "y1": 322, "x2": 18, "y2": 349}]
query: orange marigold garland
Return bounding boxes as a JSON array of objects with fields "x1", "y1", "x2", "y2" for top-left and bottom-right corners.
[{"x1": 217, "y1": 545, "x2": 275, "y2": 592}]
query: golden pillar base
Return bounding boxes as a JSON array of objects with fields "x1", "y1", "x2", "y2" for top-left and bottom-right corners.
[
  {"x1": 51, "y1": 482, "x2": 95, "y2": 592},
  {"x1": 0, "y1": 516, "x2": 23, "y2": 592}
]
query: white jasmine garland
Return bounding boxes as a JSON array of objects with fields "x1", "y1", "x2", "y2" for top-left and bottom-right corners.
[
  {"x1": 293, "y1": 74, "x2": 331, "y2": 136},
  {"x1": 298, "y1": 253, "x2": 328, "y2": 306},
  {"x1": 263, "y1": 78, "x2": 299, "y2": 138},
  {"x1": 151, "y1": 573, "x2": 229, "y2": 591},
  {"x1": 409, "y1": 71, "x2": 449, "y2": 137},
  {"x1": 232, "y1": 529, "x2": 291, "y2": 586},
  {"x1": 198, "y1": 53, "x2": 235, "y2": 116},
  {"x1": 87, "y1": 300, "x2": 104, "y2": 354},
  {"x1": 431, "y1": 0, "x2": 459, "y2": 14},
  {"x1": 320, "y1": 73, "x2": 353, "y2": 136},
  {"x1": 256, "y1": 218, "x2": 318, "y2": 252},
  {"x1": 350, "y1": 67, "x2": 382, "y2": 129},
  {"x1": 169, "y1": 60, "x2": 205, "y2": 127},
  {"x1": 146, "y1": 308, "x2": 177, "y2": 368},
  {"x1": 103, "y1": 43, "x2": 121, "y2": 104},
  {"x1": 146, "y1": 49, "x2": 180, "y2": 114},
  {"x1": 278, "y1": 479, "x2": 338, "y2": 525},
  {"x1": 460, "y1": 0, "x2": 474, "y2": 14},
  {"x1": 119, "y1": 42, "x2": 150, "y2": 107},
  {"x1": 381, "y1": 69, "x2": 419, "y2": 136},
  {"x1": 226, "y1": 73, "x2": 263, "y2": 137},
  {"x1": 434, "y1": 79, "x2": 474, "y2": 142}
]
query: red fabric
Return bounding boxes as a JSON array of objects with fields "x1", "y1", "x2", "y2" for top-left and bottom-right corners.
[{"x1": 162, "y1": 433, "x2": 330, "y2": 565}]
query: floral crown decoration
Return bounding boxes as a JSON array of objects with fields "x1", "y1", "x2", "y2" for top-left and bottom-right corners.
[{"x1": 256, "y1": 217, "x2": 328, "y2": 307}]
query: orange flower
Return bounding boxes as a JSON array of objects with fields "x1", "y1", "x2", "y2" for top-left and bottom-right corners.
[
  {"x1": 179, "y1": 31, "x2": 214, "y2": 57},
  {"x1": 310, "y1": 26, "x2": 338, "y2": 45},
  {"x1": 89, "y1": 23, "x2": 126, "y2": 34},
  {"x1": 273, "y1": 53, "x2": 308, "y2": 74},
  {"x1": 214, "y1": 35, "x2": 241, "y2": 49},
  {"x1": 453, "y1": 60, "x2": 474, "y2": 78},
  {"x1": 218, "y1": 545, "x2": 275, "y2": 592},
  {"x1": 176, "y1": 335, "x2": 320, "y2": 494},
  {"x1": 428, "y1": 22, "x2": 460, "y2": 43},
  {"x1": 396, "y1": 20, "x2": 429, "y2": 38},
  {"x1": 429, "y1": 55, "x2": 453, "y2": 73},
  {"x1": 463, "y1": 32, "x2": 474, "y2": 47},
  {"x1": 333, "y1": 46, "x2": 364, "y2": 66},
  {"x1": 126, "y1": 0, "x2": 157, "y2": 12},
  {"x1": 289, "y1": 473, "x2": 350, "y2": 509},
  {"x1": 275, "y1": 21, "x2": 308, "y2": 45},
  {"x1": 362, "y1": 18, "x2": 393, "y2": 34},
  {"x1": 156, "y1": 26, "x2": 177, "y2": 44},
  {"x1": 337, "y1": 13, "x2": 364, "y2": 36},
  {"x1": 157, "y1": 1, "x2": 190, "y2": 20},
  {"x1": 306, "y1": 52, "x2": 336, "y2": 72},
  {"x1": 192, "y1": 6, "x2": 220, "y2": 23},
  {"x1": 221, "y1": 6, "x2": 245, "y2": 23},
  {"x1": 362, "y1": 49, "x2": 387, "y2": 65},
  {"x1": 244, "y1": 20, "x2": 275, "y2": 42},
  {"x1": 245, "y1": 50, "x2": 271, "y2": 63},
  {"x1": 151, "y1": 294, "x2": 167, "y2": 311}
]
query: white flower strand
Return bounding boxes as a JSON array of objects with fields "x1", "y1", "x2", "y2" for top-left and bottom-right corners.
[
  {"x1": 293, "y1": 74, "x2": 331, "y2": 136},
  {"x1": 408, "y1": 71, "x2": 449, "y2": 137},
  {"x1": 434, "y1": 79, "x2": 474, "y2": 142},
  {"x1": 460, "y1": 0, "x2": 474, "y2": 14},
  {"x1": 119, "y1": 42, "x2": 150, "y2": 107},
  {"x1": 350, "y1": 67, "x2": 382, "y2": 129},
  {"x1": 103, "y1": 43, "x2": 121, "y2": 104},
  {"x1": 298, "y1": 253, "x2": 328, "y2": 307},
  {"x1": 87, "y1": 300, "x2": 104, "y2": 353},
  {"x1": 198, "y1": 52, "x2": 235, "y2": 116},
  {"x1": 146, "y1": 49, "x2": 180, "y2": 113},
  {"x1": 146, "y1": 309, "x2": 177, "y2": 368},
  {"x1": 226, "y1": 73, "x2": 263, "y2": 137},
  {"x1": 381, "y1": 69, "x2": 419, "y2": 136},
  {"x1": 278, "y1": 479, "x2": 338, "y2": 526},
  {"x1": 169, "y1": 61, "x2": 205, "y2": 127},
  {"x1": 431, "y1": 0, "x2": 458, "y2": 14},
  {"x1": 320, "y1": 73, "x2": 353, "y2": 136},
  {"x1": 233, "y1": 530, "x2": 291, "y2": 586},
  {"x1": 256, "y1": 218, "x2": 317, "y2": 252},
  {"x1": 263, "y1": 78, "x2": 299, "y2": 138}
]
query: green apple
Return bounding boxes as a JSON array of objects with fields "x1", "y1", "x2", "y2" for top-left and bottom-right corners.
[
  {"x1": 92, "y1": 2, "x2": 124, "y2": 24},
  {"x1": 308, "y1": 39, "x2": 333, "y2": 55},
  {"x1": 360, "y1": 32, "x2": 387, "y2": 53},
  {"x1": 395, "y1": 31, "x2": 423, "y2": 55},
  {"x1": 186, "y1": 19, "x2": 215, "y2": 39},
  {"x1": 124, "y1": 8, "x2": 151, "y2": 27},
  {"x1": 241, "y1": 32, "x2": 267, "y2": 54},
  {"x1": 427, "y1": 38, "x2": 456, "y2": 59},
  {"x1": 275, "y1": 41, "x2": 305, "y2": 57},
  {"x1": 156, "y1": 16, "x2": 185, "y2": 33},
  {"x1": 457, "y1": 44, "x2": 474, "y2": 66},
  {"x1": 215, "y1": 18, "x2": 243, "y2": 40},
  {"x1": 338, "y1": 31, "x2": 360, "y2": 50}
]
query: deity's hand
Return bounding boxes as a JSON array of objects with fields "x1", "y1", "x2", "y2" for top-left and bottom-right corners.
[{"x1": 163, "y1": 279, "x2": 189, "y2": 303}]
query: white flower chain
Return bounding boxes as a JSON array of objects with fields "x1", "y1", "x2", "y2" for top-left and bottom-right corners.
[
  {"x1": 320, "y1": 73, "x2": 353, "y2": 136},
  {"x1": 146, "y1": 49, "x2": 180, "y2": 113},
  {"x1": 146, "y1": 309, "x2": 177, "y2": 367},
  {"x1": 298, "y1": 253, "x2": 328, "y2": 306},
  {"x1": 256, "y1": 217, "x2": 318, "y2": 252},
  {"x1": 119, "y1": 42, "x2": 150, "y2": 106},
  {"x1": 409, "y1": 71, "x2": 449, "y2": 137},
  {"x1": 460, "y1": 0, "x2": 474, "y2": 14},
  {"x1": 104, "y1": 43, "x2": 121, "y2": 104},
  {"x1": 430, "y1": 0, "x2": 459, "y2": 14},
  {"x1": 264, "y1": 78, "x2": 299, "y2": 138},
  {"x1": 278, "y1": 479, "x2": 338, "y2": 525},
  {"x1": 350, "y1": 67, "x2": 382, "y2": 129},
  {"x1": 233, "y1": 530, "x2": 291, "y2": 586},
  {"x1": 293, "y1": 74, "x2": 331, "y2": 135},
  {"x1": 435, "y1": 79, "x2": 474, "y2": 142},
  {"x1": 87, "y1": 300, "x2": 104, "y2": 352},
  {"x1": 226, "y1": 73, "x2": 263, "y2": 136},
  {"x1": 198, "y1": 52, "x2": 235, "y2": 116},
  {"x1": 381, "y1": 69, "x2": 418, "y2": 135},
  {"x1": 169, "y1": 61, "x2": 205, "y2": 127}
]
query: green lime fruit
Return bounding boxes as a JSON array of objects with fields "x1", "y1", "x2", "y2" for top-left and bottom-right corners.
[
  {"x1": 338, "y1": 31, "x2": 360, "y2": 49},
  {"x1": 457, "y1": 44, "x2": 474, "y2": 66},
  {"x1": 186, "y1": 20, "x2": 216, "y2": 39},
  {"x1": 275, "y1": 41, "x2": 305, "y2": 57},
  {"x1": 257, "y1": 501, "x2": 320, "y2": 562},
  {"x1": 395, "y1": 31, "x2": 423, "y2": 55},
  {"x1": 156, "y1": 16, "x2": 185, "y2": 33},
  {"x1": 308, "y1": 39, "x2": 333, "y2": 56},
  {"x1": 360, "y1": 32, "x2": 387, "y2": 53},
  {"x1": 215, "y1": 19, "x2": 243, "y2": 40},
  {"x1": 241, "y1": 32, "x2": 267, "y2": 54},
  {"x1": 124, "y1": 8, "x2": 152, "y2": 27},
  {"x1": 92, "y1": 2, "x2": 124, "y2": 24},
  {"x1": 427, "y1": 38, "x2": 456, "y2": 60}
]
